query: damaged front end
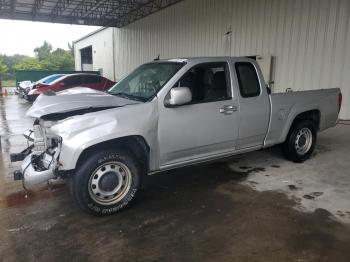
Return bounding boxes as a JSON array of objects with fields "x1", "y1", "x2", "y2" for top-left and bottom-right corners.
[
  {"x1": 11, "y1": 121, "x2": 62, "y2": 189},
  {"x1": 11, "y1": 87, "x2": 144, "y2": 188}
]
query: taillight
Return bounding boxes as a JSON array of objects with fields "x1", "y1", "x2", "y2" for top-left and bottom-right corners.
[{"x1": 338, "y1": 93, "x2": 342, "y2": 113}]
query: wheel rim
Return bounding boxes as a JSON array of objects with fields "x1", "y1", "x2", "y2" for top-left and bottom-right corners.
[
  {"x1": 295, "y1": 128, "x2": 313, "y2": 155},
  {"x1": 88, "y1": 161, "x2": 132, "y2": 205}
]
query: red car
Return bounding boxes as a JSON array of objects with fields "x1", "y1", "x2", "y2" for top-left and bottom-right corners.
[{"x1": 27, "y1": 74, "x2": 115, "y2": 101}]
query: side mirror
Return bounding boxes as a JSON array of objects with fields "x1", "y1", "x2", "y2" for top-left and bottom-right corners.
[
  {"x1": 165, "y1": 87, "x2": 192, "y2": 107},
  {"x1": 60, "y1": 82, "x2": 65, "y2": 88}
]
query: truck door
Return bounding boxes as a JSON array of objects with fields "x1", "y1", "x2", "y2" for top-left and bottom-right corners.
[
  {"x1": 234, "y1": 62, "x2": 270, "y2": 149},
  {"x1": 158, "y1": 62, "x2": 239, "y2": 168}
]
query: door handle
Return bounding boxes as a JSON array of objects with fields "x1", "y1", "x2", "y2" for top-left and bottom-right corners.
[{"x1": 220, "y1": 105, "x2": 238, "y2": 115}]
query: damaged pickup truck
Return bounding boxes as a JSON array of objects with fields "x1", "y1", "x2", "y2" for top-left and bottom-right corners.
[{"x1": 11, "y1": 57, "x2": 342, "y2": 216}]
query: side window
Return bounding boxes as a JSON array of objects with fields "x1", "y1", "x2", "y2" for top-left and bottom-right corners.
[
  {"x1": 235, "y1": 62, "x2": 261, "y2": 98},
  {"x1": 175, "y1": 62, "x2": 231, "y2": 103},
  {"x1": 84, "y1": 75, "x2": 101, "y2": 84}
]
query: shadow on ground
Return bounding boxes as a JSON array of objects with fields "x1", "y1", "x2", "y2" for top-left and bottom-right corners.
[{"x1": 1, "y1": 162, "x2": 350, "y2": 262}]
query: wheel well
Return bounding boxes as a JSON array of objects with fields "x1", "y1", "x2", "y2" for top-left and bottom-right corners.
[
  {"x1": 76, "y1": 136, "x2": 150, "y2": 174},
  {"x1": 291, "y1": 110, "x2": 320, "y2": 131}
]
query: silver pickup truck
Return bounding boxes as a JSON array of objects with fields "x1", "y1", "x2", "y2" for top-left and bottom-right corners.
[{"x1": 11, "y1": 57, "x2": 341, "y2": 215}]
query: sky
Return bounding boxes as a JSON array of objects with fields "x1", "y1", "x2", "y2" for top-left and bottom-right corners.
[{"x1": 0, "y1": 19, "x2": 100, "y2": 56}]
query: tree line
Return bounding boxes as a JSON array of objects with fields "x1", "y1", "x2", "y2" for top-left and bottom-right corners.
[{"x1": 0, "y1": 41, "x2": 75, "y2": 81}]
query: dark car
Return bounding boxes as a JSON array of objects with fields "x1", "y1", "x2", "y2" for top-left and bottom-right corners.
[{"x1": 27, "y1": 73, "x2": 115, "y2": 101}]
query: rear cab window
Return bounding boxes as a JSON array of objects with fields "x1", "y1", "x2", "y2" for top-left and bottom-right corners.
[{"x1": 235, "y1": 62, "x2": 261, "y2": 98}]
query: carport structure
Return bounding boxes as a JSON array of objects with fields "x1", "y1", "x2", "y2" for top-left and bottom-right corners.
[
  {"x1": 1, "y1": 1, "x2": 350, "y2": 261},
  {"x1": 1, "y1": 0, "x2": 350, "y2": 119},
  {"x1": 0, "y1": 0, "x2": 183, "y2": 27}
]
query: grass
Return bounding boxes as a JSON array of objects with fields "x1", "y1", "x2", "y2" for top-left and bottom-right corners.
[{"x1": 1, "y1": 79, "x2": 16, "y2": 87}]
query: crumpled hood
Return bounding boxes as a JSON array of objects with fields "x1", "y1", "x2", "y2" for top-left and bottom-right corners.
[{"x1": 26, "y1": 87, "x2": 140, "y2": 118}]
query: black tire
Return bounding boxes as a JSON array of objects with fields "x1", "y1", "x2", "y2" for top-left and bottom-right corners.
[
  {"x1": 282, "y1": 120, "x2": 317, "y2": 163},
  {"x1": 69, "y1": 149, "x2": 141, "y2": 216}
]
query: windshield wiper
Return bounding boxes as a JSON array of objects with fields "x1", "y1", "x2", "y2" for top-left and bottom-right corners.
[{"x1": 112, "y1": 92, "x2": 146, "y2": 102}]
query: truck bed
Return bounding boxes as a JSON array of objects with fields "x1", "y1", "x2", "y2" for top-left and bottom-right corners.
[{"x1": 265, "y1": 88, "x2": 340, "y2": 147}]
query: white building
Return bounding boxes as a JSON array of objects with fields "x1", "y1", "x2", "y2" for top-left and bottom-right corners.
[
  {"x1": 74, "y1": 0, "x2": 350, "y2": 119},
  {"x1": 74, "y1": 27, "x2": 116, "y2": 81}
]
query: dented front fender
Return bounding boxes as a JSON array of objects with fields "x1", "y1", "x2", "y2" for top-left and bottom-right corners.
[{"x1": 49, "y1": 100, "x2": 159, "y2": 171}]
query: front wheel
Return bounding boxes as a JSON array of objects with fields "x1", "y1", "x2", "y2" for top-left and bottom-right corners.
[
  {"x1": 69, "y1": 149, "x2": 141, "y2": 216},
  {"x1": 282, "y1": 120, "x2": 317, "y2": 163}
]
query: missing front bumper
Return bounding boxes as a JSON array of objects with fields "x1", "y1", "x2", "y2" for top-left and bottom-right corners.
[
  {"x1": 10, "y1": 144, "x2": 34, "y2": 162},
  {"x1": 9, "y1": 130, "x2": 34, "y2": 162},
  {"x1": 11, "y1": 127, "x2": 63, "y2": 188},
  {"x1": 11, "y1": 142, "x2": 62, "y2": 188},
  {"x1": 13, "y1": 153, "x2": 58, "y2": 188}
]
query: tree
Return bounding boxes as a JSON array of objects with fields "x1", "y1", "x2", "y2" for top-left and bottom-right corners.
[
  {"x1": 0, "y1": 58, "x2": 8, "y2": 78},
  {"x1": 7, "y1": 41, "x2": 74, "y2": 73},
  {"x1": 51, "y1": 48, "x2": 74, "y2": 70},
  {"x1": 35, "y1": 48, "x2": 73, "y2": 71},
  {"x1": 0, "y1": 54, "x2": 26, "y2": 72},
  {"x1": 34, "y1": 41, "x2": 53, "y2": 61},
  {"x1": 13, "y1": 57, "x2": 42, "y2": 71}
]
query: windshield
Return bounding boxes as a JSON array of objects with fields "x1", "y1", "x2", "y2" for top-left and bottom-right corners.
[
  {"x1": 37, "y1": 74, "x2": 64, "y2": 85},
  {"x1": 108, "y1": 62, "x2": 185, "y2": 102}
]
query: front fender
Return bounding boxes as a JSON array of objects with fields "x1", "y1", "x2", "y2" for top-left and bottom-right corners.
[{"x1": 50, "y1": 101, "x2": 159, "y2": 171}]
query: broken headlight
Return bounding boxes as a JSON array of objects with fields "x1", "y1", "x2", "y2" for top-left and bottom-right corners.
[{"x1": 32, "y1": 124, "x2": 61, "y2": 153}]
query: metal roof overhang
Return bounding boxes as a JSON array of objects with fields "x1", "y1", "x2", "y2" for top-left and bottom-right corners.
[{"x1": 0, "y1": 0, "x2": 183, "y2": 27}]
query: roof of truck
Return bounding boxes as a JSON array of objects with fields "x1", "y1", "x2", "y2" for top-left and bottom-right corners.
[{"x1": 154, "y1": 56, "x2": 255, "y2": 63}]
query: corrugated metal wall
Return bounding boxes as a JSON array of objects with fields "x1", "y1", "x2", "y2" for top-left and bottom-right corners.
[{"x1": 113, "y1": 0, "x2": 350, "y2": 118}]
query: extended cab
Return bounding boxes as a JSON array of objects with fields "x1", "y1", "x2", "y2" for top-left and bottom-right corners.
[{"x1": 11, "y1": 57, "x2": 341, "y2": 215}]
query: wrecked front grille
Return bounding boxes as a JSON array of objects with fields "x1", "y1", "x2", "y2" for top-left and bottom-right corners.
[{"x1": 33, "y1": 124, "x2": 47, "y2": 153}]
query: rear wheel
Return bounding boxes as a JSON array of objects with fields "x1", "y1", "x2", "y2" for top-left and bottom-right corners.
[
  {"x1": 282, "y1": 120, "x2": 317, "y2": 163},
  {"x1": 69, "y1": 149, "x2": 141, "y2": 216}
]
